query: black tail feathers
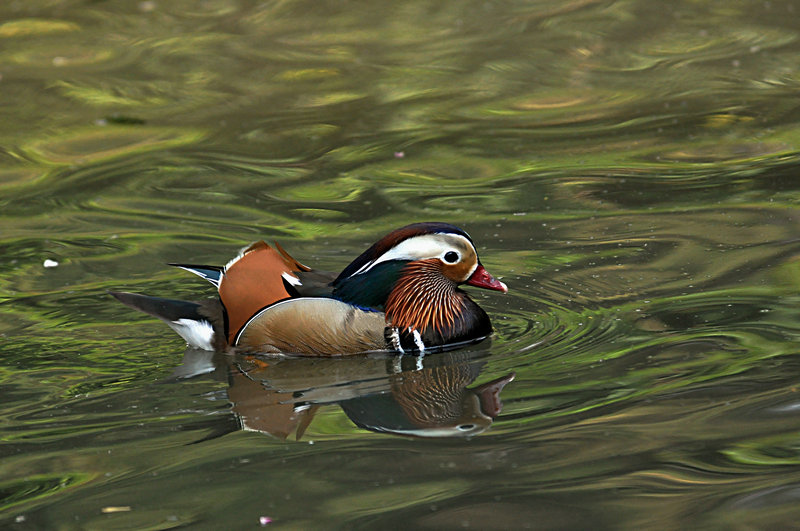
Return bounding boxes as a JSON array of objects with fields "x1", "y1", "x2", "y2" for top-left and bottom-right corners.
[{"x1": 109, "y1": 291, "x2": 204, "y2": 322}]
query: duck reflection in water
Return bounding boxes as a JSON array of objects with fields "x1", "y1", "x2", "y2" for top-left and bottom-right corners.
[{"x1": 172, "y1": 348, "x2": 514, "y2": 440}]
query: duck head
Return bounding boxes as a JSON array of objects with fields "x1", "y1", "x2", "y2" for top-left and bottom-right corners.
[{"x1": 332, "y1": 222, "x2": 507, "y2": 351}]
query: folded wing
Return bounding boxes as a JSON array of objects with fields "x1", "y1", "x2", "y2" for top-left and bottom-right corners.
[{"x1": 235, "y1": 298, "x2": 387, "y2": 355}]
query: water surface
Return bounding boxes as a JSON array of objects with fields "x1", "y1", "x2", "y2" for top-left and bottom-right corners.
[{"x1": 2, "y1": 0, "x2": 800, "y2": 529}]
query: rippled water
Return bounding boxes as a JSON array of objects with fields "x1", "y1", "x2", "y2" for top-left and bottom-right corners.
[{"x1": 2, "y1": 0, "x2": 800, "y2": 528}]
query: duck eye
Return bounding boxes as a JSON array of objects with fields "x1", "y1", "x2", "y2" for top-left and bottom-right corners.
[{"x1": 443, "y1": 251, "x2": 459, "y2": 264}]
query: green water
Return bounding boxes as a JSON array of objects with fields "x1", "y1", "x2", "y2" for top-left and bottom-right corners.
[{"x1": 2, "y1": 0, "x2": 800, "y2": 528}]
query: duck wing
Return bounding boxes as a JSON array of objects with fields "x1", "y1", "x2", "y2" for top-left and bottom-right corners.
[
  {"x1": 235, "y1": 298, "x2": 387, "y2": 355},
  {"x1": 291, "y1": 269, "x2": 338, "y2": 297}
]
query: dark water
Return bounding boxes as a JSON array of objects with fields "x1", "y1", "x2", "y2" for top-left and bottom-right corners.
[{"x1": 2, "y1": 0, "x2": 800, "y2": 528}]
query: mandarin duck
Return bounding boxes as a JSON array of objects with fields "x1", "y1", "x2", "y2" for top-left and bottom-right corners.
[{"x1": 111, "y1": 222, "x2": 507, "y2": 355}]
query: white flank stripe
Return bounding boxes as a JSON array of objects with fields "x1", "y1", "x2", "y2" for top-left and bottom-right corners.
[
  {"x1": 389, "y1": 327, "x2": 404, "y2": 353},
  {"x1": 412, "y1": 329, "x2": 425, "y2": 353}
]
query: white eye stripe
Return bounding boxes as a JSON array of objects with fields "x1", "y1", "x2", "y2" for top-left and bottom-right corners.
[{"x1": 351, "y1": 233, "x2": 473, "y2": 277}]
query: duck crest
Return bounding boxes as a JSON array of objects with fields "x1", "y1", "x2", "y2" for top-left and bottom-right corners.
[{"x1": 334, "y1": 222, "x2": 472, "y2": 284}]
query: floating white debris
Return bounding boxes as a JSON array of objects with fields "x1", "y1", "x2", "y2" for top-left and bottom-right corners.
[
  {"x1": 43, "y1": 259, "x2": 59, "y2": 268},
  {"x1": 101, "y1": 506, "x2": 131, "y2": 513}
]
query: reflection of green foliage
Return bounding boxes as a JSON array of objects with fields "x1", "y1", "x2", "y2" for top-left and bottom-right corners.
[
  {"x1": 55, "y1": 81, "x2": 170, "y2": 107},
  {"x1": 723, "y1": 432, "x2": 800, "y2": 466},
  {"x1": 0, "y1": 18, "x2": 80, "y2": 37},
  {"x1": 0, "y1": 473, "x2": 93, "y2": 512},
  {"x1": 323, "y1": 480, "x2": 470, "y2": 516},
  {"x1": 272, "y1": 178, "x2": 363, "y2": 202},
  {"x1": 23, "y1": 126, "x2": 207, "y2": 166}
]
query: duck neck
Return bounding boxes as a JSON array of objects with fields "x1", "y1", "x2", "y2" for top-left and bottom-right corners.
[{"x1": 385, "y1": 261, "x2": 466, "y2": 340}]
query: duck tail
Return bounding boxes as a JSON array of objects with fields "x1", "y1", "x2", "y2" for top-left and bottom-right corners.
[{"x1": 109, "y1": 291, "x2": 221, "y2": 351}]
